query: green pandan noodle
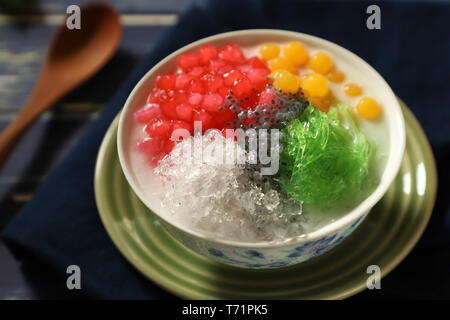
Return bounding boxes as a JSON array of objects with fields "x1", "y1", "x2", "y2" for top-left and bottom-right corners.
[{"x1": 277, "y1": 103, "x2": 373, "y2": 210}]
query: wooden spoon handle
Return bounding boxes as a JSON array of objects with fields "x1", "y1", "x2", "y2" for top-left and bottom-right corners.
[
  {"x1": 0, "y1": 76, "x2": 61, "y2": 168},
  {"x1": 0, "y1": 107, "x2": 44, "y2": 167}
]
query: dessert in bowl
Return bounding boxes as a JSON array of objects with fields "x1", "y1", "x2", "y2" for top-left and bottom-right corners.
[{"x1": 117, "y1": 30, "x2": 405, "y2": 268}]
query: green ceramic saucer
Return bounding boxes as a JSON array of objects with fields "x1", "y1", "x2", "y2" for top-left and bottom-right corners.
[{"x1": 94, "y1": 100, "x2": 437, "y2": 299}]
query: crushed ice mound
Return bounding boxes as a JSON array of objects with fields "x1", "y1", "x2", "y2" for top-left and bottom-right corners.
[{"x1": 154, "y1": 131, "x2": 305, "y2": 242}]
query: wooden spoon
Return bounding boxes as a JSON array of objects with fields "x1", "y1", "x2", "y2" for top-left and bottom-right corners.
[{"x1": 0, "y1": 2, "x2": 121, "y2": 167}]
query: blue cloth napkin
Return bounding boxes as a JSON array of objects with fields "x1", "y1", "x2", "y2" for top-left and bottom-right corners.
[{"x1": 2, "y1": 0, "x2": 450, "y2": 299}]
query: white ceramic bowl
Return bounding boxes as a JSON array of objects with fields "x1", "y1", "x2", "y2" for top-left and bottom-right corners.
[{"x1": 117, "y1": 29, "x2": 405, "y2": 268}]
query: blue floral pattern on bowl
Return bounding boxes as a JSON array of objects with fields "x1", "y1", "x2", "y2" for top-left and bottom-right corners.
[{"x1": 161, "y1": 213, "x2": 368, "y2": 269}]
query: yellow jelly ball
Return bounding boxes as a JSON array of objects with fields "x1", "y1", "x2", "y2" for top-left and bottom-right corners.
[
  {"x1": 269, "y1": 69, "x2": 284, "y2": 79},
  {"x1": 283, "y1": 41, "x2": 308, "y2": 66},
  {"x1": 344, "y1": 83, "x2": 363, "y2": 97},
  {"x1": 259, "y1": 43, "x2": 280, "y2": 61},
  {"x1": 272, "y1": 70, "x2": 301, "y2": 93},
  {"x1": 327, "y1": 70, "x2": 345, "y2": 83},
  {"x1": 309, "y1": 96, "x2": 331, "y2": 112},
  {"x1": 356, "y1": 97, "x2": 381, "y2": 120},
  {"x1": 269, "y1": 57, "x2": 297, "y2": 74},
  {"x1": 307, "y1": 52, "x2": 334, "y2": 74},
  {"x1": 301, "y1": 73, "x2": 329, "y2": 98}
]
